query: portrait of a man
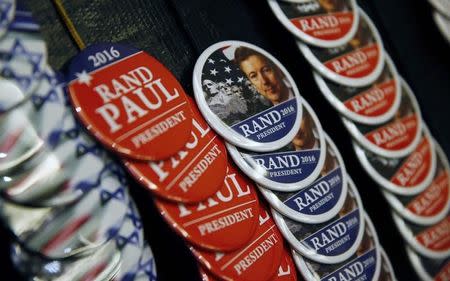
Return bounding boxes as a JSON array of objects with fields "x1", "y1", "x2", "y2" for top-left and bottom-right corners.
[{"x1": 234, "y1": 46, "x2": 294, "y2": 106}]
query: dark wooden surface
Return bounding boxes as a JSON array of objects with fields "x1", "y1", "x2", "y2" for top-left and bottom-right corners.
[{"x1": 1, "y1": 0, "x2": 449, "y2": 280}]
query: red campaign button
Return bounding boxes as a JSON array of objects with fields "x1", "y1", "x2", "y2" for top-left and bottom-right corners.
[
  {"x1": 67, "y1": 43, "x2": 193, "y2": 160},
  {"x1": 191, "y1": 206, "x2": 284, "y2": 281},
  {"x1": 155, "y1": 163, "x2": 260, "y2": 251},
  {"x1": 416, "y1": 216, "x2": 450, "y2": 253},
  {"x1": 125, "y1": 97, "x2": 228, "y2": 203},
  {"x1": 271, "y1": 245, "x2": 298, "y2": 281}
]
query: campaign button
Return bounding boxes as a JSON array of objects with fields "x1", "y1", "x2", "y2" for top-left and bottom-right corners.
[
  {"x1": 125, "y1": 97, "x2": 227, "y2": 203},
  {"x1": 155, "y1": 163, "x2": 260, "y2": 251},
  {"x1": 354, "y1": 125, "x2": 436, "y2": 196},
  {"x1": 406, "y1": 246, "x2": 450, "y2": 281},
  {"x1": 383, "y1": 140, "x2": 449, "y2": 226},
  {"x1": 191, "y1": 206, "x2": 284, "y2": 281},
  {"x1": 259, "y1": 134, "x2": 348, "y2": 224},
  {"x1": 298, "y1": 8, "x2": 385, "y2": 87},
  {"x1": 0, "y1": 0, "x2": 15, "y2": 39},
  {"x1": 0, "y1": 163, "x2": 129, "y2": 259},
  {"x1": 314, "y1": 54, "x2": 401, "y2": 125},
  {"x1": 0, "y1": 66, "x2": 66, "y2": 175},
  {"x1": 193, "y1": 40, "x2": 303, "y2": 152},
  {"x1": 268, "y1": 0, "x2": 359, "y2": 48},
  {"x1": 378, "y1": 247, "x2": 397, "y2": 281},
  {"x1": 10, "y1": 238, "x2": 121, "y2": 280},
  {"x1": 345, "y1": 78, "x2": 423, "y2": 159},
  {"x1": 68, "y1": 43, "x2": 193, "y2": 161},
  {"x1": 393, "y1": 211, "x2": 450, "y2": 259},
  {"x1": 0, "y1": 31, "x2": 47, "y2": 97},
  {"x1": 271, "y1": 244, "x2": 298, "y2": 281},
  {"x1": 0, "y1": 85, "x2": 44, "y2": 172},
  {"x1": 293, "y1": 212, "x2": 382, "y2": 281},
  {"x1": 273, "y1": 176, "x2": 365, "y2": 264},
  {"x1": 227, "y1": 98, "x2": 325, "y2": 192}
]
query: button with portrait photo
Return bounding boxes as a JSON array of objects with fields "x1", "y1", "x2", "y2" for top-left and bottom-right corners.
[
  {"x1": 314, "y1": 54, "x2": 402, "y2": 125},
  {"x1": 298, "y1": 8, "x2": 385, "y2": 87},
  {"x1": 344, "y1": 78, "x2": 424, "y2": 159},
  {"x1": 193, "y1": 41, "x2": 304, "y2": 153},
  {"x1": 268, "y1": 0, "x2": 360, "y2": 48},
  {"x1": 382, "y1": 140, "x2": 449, "y2": 226}
]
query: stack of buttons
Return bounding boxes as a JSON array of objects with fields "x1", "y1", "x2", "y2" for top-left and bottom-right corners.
[
  {"x1": 0, "y1": 2, "x2": 157, "y2": 280},
  {"x1": 428, "y1": 0, "x2": 450, "y2": 43},
  {"x1": 188, "y1": 40, "x2": 388, "y2": 281},
  {"x1": 66, "y1": 38, "x2": 297, "y2": 280},
  {"x1": 267, "y1": 0, "x2": 449, "y2": 279}
]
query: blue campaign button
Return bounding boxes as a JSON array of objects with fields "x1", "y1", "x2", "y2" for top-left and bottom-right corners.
[
  {"x1": 193, "y1": 41, "x2": 304, "y2": 152},
  {"x1": 259, "y1": 134, "x2": 348, "y2": 223},
  {"x1": 293, "y1": 213, "x2": 382, "y2": 281},
  {"x1": 272, "y1": 177, "x2": 365, "y2": 264},
  {"x1": 228, "y1": 99, "x2": 326, "y2": 191}
]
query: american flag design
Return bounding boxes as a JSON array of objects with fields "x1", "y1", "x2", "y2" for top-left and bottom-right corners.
[
  {"x1": 199, "y1": 43, "x2": 300, "y2": 144},
  {"x1": 201, "y1": 46, "x2": 271, "y2": 127}
]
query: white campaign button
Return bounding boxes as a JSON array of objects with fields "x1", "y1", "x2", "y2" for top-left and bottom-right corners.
[
  {"x1": 193, "y1": 40, "x2": 303, "y2": 152},
  {"x1": 227, "y1": 98, "x2": 326, "y2": 191}
]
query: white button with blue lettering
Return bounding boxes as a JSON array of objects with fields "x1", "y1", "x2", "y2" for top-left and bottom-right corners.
[
  {"x1": 193, "y1": 41, "x2": 303, "y2": 152},
  {"x1": 293, "y1": 212, "x2": 382, "y2": 281},
  {"x1": 272, "y1": 176, "x2": 365, "y2": 264},
  {"x1": 227, "y1": 98, "x2": 325, "y2": 191},
  {"x1": 259, "y1": 134, "x2": 348, "y2": 223}
]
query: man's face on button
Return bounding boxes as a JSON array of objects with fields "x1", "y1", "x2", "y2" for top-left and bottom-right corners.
[
  {"x1": 319, "y1": 0, "x2": 336, "y2": 12},
  {"x1": 239, "y1": 55, "x2": 283, "y2": 104}
]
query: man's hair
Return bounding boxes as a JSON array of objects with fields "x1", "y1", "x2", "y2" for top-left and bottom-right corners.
[{"x1": 234, "y1": 47, "x2": 272, "y2": 68}]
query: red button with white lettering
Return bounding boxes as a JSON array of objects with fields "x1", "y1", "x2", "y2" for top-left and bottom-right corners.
[
  {"x1": 346, "y1": 78, "x2": 423, "y2": 159},
  {"x1": 354, "y1": 125, "x2": 436, "y2": 196},
  {"x1": 155, "y1": 163, "x2": 260, "y2": 251},
  {"x1": 383, "y1": 141, "x2": 449, "y2": 225},
  {"x1": 268, "y1": 0, "x2": 359, "y2": 48},
  {"x1": 298, "y1": 8, "x2": 385, "y2": 87},
  {"x1": 68, "y1": 43, "x2": 193, "y2": 160},
  {"x1": 191, "y1": 206, "x2": 284, "y2": 281},
  {"x1": 393, "y1": 212, "x2": 450, "y2": 259},
  {"x1": 124, "y1": 97, "x2": 228, "y2": 203}
]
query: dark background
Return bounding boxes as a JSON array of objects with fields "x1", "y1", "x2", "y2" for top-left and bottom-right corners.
[{"x1": 1, "y1": 0, "x2": 449, "y2": 280}]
